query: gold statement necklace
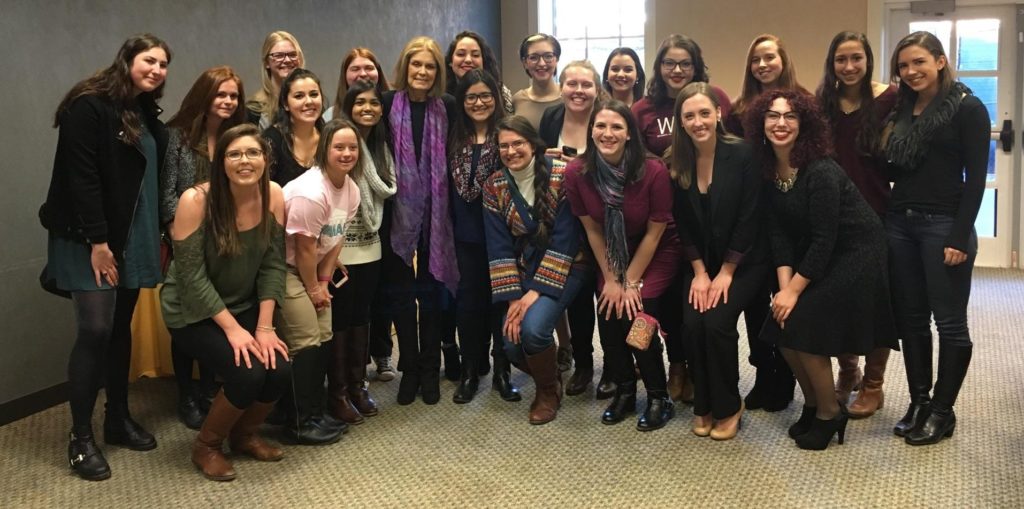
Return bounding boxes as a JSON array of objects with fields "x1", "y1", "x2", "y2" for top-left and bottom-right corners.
[{"x1": 775, "y1": 168, "x2": 799, "y2": 193}]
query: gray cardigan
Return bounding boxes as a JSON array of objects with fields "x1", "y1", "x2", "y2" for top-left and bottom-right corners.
[{"x1": 159, "y1": 127, "x2": 209, "y2": 226}]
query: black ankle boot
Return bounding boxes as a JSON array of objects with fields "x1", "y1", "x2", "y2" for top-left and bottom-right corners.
[
  {"x1": 596, "y1": 371, "x2": 617, "y2": 400},
  {"x1": 894, "y1": 401, "x2": 931, "y2": 437},
  {"x1": 397, "y1": 371, "x2": 420, "y2": 405},
  {"x1": 601, "y1": 382, "x2": 637, "y2": 424},
  {"x1": 905, "y1": 408, "x2": 956, "y2": 446},
  {"x1": 744, "y1": 367, "x2": 772, "y2": 410},
  {"x1": 68, "y1": 427, "x2": 111, "y2": 481},
  {"x1": 421, "y1": 367, "x2": 441, "y2": 405},
  {"x1": 178, "y1": 394, "x2": 205, "y2": 430},
  {"x1": 491, "y1": 355, "x2": 522, "y2": 402},
  {"x1": 104, "y1": 404, "x2": 157, "y2": 451},
  {"x1": 794, "y1": 409, "x2": 849, "y2": 450},
  {"x1": 453, "y1": 358, "x2": 479, "y2": 404},
  {"x1": 788, "y1": 405, "x2": 816, "y2": 439},
  {"x1": 441, "y1": 342, "x2": 461, "y2": 382},
  {"x1": 636, "y1": 395, "x2": 674, "y2": 432}
]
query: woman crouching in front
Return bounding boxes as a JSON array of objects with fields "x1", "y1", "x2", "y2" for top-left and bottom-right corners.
[
  {"x1": 482, "y1": 116, "x2": 589, "y2": 424},
  {"x1": 161, "y1": 124, "x2": 291, "y2": 480}
]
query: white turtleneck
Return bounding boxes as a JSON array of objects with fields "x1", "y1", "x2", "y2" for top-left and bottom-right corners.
[{"x1": 509, "y1": 158, "x2": 537, "y2": 206}]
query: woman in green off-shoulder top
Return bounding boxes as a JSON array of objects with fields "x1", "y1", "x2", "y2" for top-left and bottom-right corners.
[{"x1": 160, "y1": 124, "x2": 290, "y2": 482}]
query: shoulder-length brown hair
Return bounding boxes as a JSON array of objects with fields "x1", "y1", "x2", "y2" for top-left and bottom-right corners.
[
  {"x1": 207, "y1": 124, "x2": 274, "y2": 256},
  {"x1": 332, "y1": 47, "x2": 390, "y2": 119},
  {"x1": 315, "y1": 117, "x2": 364, "y2": 181},
  {"x1": 744, "y1": 89, "x2": 833, "y2": 180},
  {"x1": 54, "y1": 33, "x2": 172, "y2": 145},
  {"x1": 670, "y1": 82, "x2": 740, "y2": 189},
  {"x1": 733, "y1": 34, "x2": 807, "y2": 116},
  {"x1": 167, "y1": 66, "x2": 247, "y2": 154},
  {"x1": 393, "y1": 36, "x2": 446, "y2": 97}
]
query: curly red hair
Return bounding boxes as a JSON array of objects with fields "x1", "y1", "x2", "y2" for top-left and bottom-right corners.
[{"x1": 743, "y1": 89, "x2": 833, "y2": 180}]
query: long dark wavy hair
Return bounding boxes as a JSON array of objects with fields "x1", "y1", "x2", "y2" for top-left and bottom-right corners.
[
  {"x1": 670, "y1": 82, "x2": 741, "y2": 189},
  {"x1": 273, "y1": 68, "x2": 325, "y2": 152},
  {"x1": 54, "y1": 33, "x2": 172, "y2": 145},
  {"x1": 342, "y1": 80, "x2": 393, "y2": 185},
  {"x1": 448, "y1": 69, "x2": 505, "y2": 158},
  {"x1": 167, "y1": 66, "x2": 247, "y2": 156},
  {"x1": 207, "y1": 124, "x2": 274, "y2": 256},
  {"x1": 445, "y1": 31, "x2": 504, "y2": 95},
  {"x1": 602, "y1": 47, "x2": 646, "y2": 103},
  {"x1": 646, "y1": 34, "x2": 709, "y2": 106},
  {"x1": 816, "y1": 31, "x2": 884, "y2": 157},
  {"x1": 497, "y1": 115, "x2": 554, "y2": 245},
  {"x1": 744, "y1": 89, "x2": 833, "y2": 180},
  {"x1": 582, "y1": 99, "x2": 647, "y2": 185}
]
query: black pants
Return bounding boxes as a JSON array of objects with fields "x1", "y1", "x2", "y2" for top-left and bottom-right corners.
[
  {"x1": 683, "y1": 263, "x2": 772, "y2": 418},
  {"x1": 385, "y1": 233, "x2": 445, "y2": 375},
  {"x1": 599, "y1": 297, "x2": 667, "y2": 394},
  {"x1": 566, "y1": 274, "x2": 597, "y2": 369},
  {"x1": 454, "y1": 241, "x2": 504, "y2": 365},
  {"x1": 169, "y1": 307, "x2": 291, "y2": 409},
  {"x1": 330, "y1": 260, "x2": 381, "y2": 330},
  {"x1": 369, "y1": 202, "x2": 395, "y2": 359},
  {"x1": 67, "y1": 288, "x2": 139, "y2": 427},
  {"x1": 659, "y1": 278, "x2": 687, "y2": 363}
]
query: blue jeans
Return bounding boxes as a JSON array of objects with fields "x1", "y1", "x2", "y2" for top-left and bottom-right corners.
[
  {"x1": 501, "y1": 294, "x2": 566, "y2": 366},
  {"x1": 886, "y1": 209, "x2": 976, "y2": 409}
]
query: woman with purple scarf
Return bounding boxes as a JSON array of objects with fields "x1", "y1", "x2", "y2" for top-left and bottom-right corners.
[{"x1": 381, "y1": 36, "x2": 458, "y2": 405}]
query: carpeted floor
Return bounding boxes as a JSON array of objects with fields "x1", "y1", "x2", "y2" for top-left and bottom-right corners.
[{"x1": 3, "y1": 268, "x2": 1023, "y2": 508}]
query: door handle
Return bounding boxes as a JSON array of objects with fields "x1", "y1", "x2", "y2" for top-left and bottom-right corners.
[{"x1": 999, "y1": 119, "x2": 1013, "y2": 153}]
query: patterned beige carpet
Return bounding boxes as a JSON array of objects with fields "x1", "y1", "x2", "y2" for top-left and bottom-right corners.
[{"x1": 3, "y1": 268, "x2": 1023, "y2": 508}]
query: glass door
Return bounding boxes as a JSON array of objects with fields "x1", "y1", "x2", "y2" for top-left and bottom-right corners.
[{"x1": 886, "y1": 5, "x2": 1017, "y2": 267}]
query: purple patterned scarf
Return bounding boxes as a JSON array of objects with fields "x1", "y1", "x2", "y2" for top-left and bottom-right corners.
[
  {"x1": 593, "y1": 154, "x2": 629, "y2": 283},
  {"x1": 451, "y1": 136, "x2": 500, "y2": 202},
  {"x1": 389, "y1": 91, "x2": 459, "y2": 293}
]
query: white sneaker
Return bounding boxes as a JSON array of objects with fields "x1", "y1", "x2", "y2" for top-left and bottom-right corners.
[{"x1": 374, "y1": 356, "x2": 396, "y2": 382}]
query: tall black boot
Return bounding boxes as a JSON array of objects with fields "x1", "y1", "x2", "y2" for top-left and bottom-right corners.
[
  {"x1": 905, "y1": 343, "x2": 971, "y2": 445},
  {"x1": 894, "y1": 335, "x2": 934, "y2": 437},
  {"x1": 763, "y1": 354, "x2": 795, "y2": 412},
  {"x1": 285, "y1": 348, "x2": 342, "y2": 445},
  {"x1": 491, "y1": 351, "x2": 522, "y2": 401}
]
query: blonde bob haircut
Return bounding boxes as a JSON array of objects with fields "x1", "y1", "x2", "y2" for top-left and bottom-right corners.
[{"x1": 392, "y1": 36, "x2": 446, "y2": 98}]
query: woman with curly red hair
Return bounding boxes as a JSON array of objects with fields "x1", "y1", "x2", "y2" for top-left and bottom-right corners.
[{"x1": 744, "y1": 89, "x2": 897, "y2": 449}]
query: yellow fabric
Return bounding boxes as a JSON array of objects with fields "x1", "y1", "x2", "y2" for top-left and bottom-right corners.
[{"x1": 129, "y1": 287, "x2": 174, "y2": 380}]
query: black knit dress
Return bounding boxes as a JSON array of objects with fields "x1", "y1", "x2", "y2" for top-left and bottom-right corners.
[{"x1": 765, "y1": 158, "x2": 898, "y2": 356}]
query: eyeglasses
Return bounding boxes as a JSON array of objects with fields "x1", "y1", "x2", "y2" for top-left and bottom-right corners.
[
  {"x1": 498, "y1": 140, "x2": 528, "y2": 152},
  {"x1": 465, "y1": 92, "x2": 495, "y2": 105},
  {"x1": 526, "y1": 52, "x2": 557, "y2": 64},
  {"x1": 226, "y1": 148, "x2": 264, "y2": 161},
  {"x1": 661, "y1": 59, "x2": 694, "y2": 71},
  {"x1": 765, "y1": 111, "x2": 800, "y2": 124},
  {"x1": 268, "y1": 51, "x2": 300, "y2": 63}
]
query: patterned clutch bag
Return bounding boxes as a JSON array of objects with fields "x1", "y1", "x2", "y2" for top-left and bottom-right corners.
[{"x1": 625, "y1": 311, "x2": 660, "y2": 351}]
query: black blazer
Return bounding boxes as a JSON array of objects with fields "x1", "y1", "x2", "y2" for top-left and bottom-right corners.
[
  {"x1": 538, "y1": 103, "x2": 566, "y2": 149},
  {"x1": 671, "y1": 140, "x2": 767, "y2": 273},
  {"x1": 40, "y1": 93, "x2": 168, "y2": 259}
]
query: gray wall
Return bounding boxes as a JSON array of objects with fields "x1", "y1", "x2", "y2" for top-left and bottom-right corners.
[{"x1": 0, "y1": 0, "x2": 500, "y2": 405}]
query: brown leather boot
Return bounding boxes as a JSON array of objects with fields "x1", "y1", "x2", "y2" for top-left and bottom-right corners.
[
  {"x1": 229, "y1": 401, "x2": 284, "y2": 462},
  {"x1": 327, "y1": 330, "x2": 364, "y2": 425},
  {"x1": 346, "y1": 325, "x2": 378, "y2": 416},
  {"x1": 849, "y1": 347, "x2": 889, "y2": 418},
  {"x1": 192, "y1": 390, "x2": 244, "y2": 481},
  {"x1": 525, "y1": 344, "x2": 562, "y2": 425},
  {"x1": 835, "y1": 354, "x2": 863, "y2": 404}
]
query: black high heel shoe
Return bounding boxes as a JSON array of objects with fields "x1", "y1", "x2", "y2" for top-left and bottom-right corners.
[
  {"x1": 788, "y1": 405, "x2": 816, "y2": 439},
  {"x1": 905, "y1": 408, "x2": 956, "y2": 446},
  {"x1": 795, "y1": 409, "x2": 849, "y2": 450}
]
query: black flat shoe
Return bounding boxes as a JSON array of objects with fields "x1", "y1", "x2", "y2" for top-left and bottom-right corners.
[
  {"x1": 565, "y1": 366, "x2": 593, "y2": 396},
  {"x1": 595, "y1": 374, "x2": 617, "y2": 400},
  {"x1": 397, "y1": 372, "x2": 420, "y2": 406},
  {"x1": 893, "y1": 401, "x2": 930, "y2": 437},
  {"x1": 319, "y1": 412, "x2": 350, "y2": 435},
  {"x1": 104, "y1": 416, "x2": 157, "y2": 451},
  {"x1": 68, "y1": 430, "x2": 111, "y2": 481},
  {"x1": 636, "y1": 397, "x2": 674, "y2": 432},
  {"x1": 178, "y1": 396, "x2": 205, "y2": 430},
  {"x1": 905, "y1": 408, "x2": 956, "y2": 446},
  {"x1": 285, "y1": 416, "x2": 342, "y2": 445},
  {"x1": 788, "y1": 405, "x2": 816, "y2": 439},
  {"x1": 453, "y1": 376, "x2": 480, "y2": 404}
]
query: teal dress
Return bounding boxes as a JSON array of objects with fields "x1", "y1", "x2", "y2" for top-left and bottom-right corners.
[{"x1": 47, "y1": 125, "x2": 162, "y2": 292}]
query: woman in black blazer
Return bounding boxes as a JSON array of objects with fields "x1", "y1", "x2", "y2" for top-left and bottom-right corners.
[
  {"x1": 40, "y1": 34, "x2": 171, "y2": 481},
  {"x1": 669, "y1": 83, "x2": 770, "y2": 441}
]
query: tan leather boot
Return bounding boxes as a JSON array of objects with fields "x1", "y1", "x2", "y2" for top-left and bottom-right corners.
[
  {"x1": 229, "y1": 401, "x2": 284, "y2": 462},
  {"x1": 667, "y1": 362, "x2": 685, "y2": 401},
  {"x1": 835, "y1": 354, "x2": 862, "y2": 404},
  {"x1": 192, "y1": 390, "x2": 244, "y2": 481},
  {"x1": 849, "y1": 348, "x2": 889, "y2": 418},
  {"x1": 525, "y1": 345, "x2": 562, "y2": 425}
]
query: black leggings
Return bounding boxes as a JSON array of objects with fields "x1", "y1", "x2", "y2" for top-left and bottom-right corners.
[
  {"x1": 169, "y1": 307, "x2": 291, "y2": 409},
  {"x1": 330, "y1": 260, "x2": 381, "y2": 330},
  {"x1": 68, "y1": 288, "x2": 139, "y2": 428}
]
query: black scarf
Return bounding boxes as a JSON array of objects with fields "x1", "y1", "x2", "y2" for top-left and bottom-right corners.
[{"x1": 885, "y1": 81, "x2": 971, "y2": 172}]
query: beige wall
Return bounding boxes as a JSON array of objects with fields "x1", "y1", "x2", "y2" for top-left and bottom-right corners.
[{"x1": 500, "y1": 0, "x2": 870, "y2": 100}]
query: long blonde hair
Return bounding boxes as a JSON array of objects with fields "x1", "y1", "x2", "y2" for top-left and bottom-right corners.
[{"x1": 247, "y1": 31, "x2": 305, "y2": 122}]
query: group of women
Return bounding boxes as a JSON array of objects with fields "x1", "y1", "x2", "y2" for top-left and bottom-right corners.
[{"x1": 40, "y1": 26, "x2": 987, "y2": 481}]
